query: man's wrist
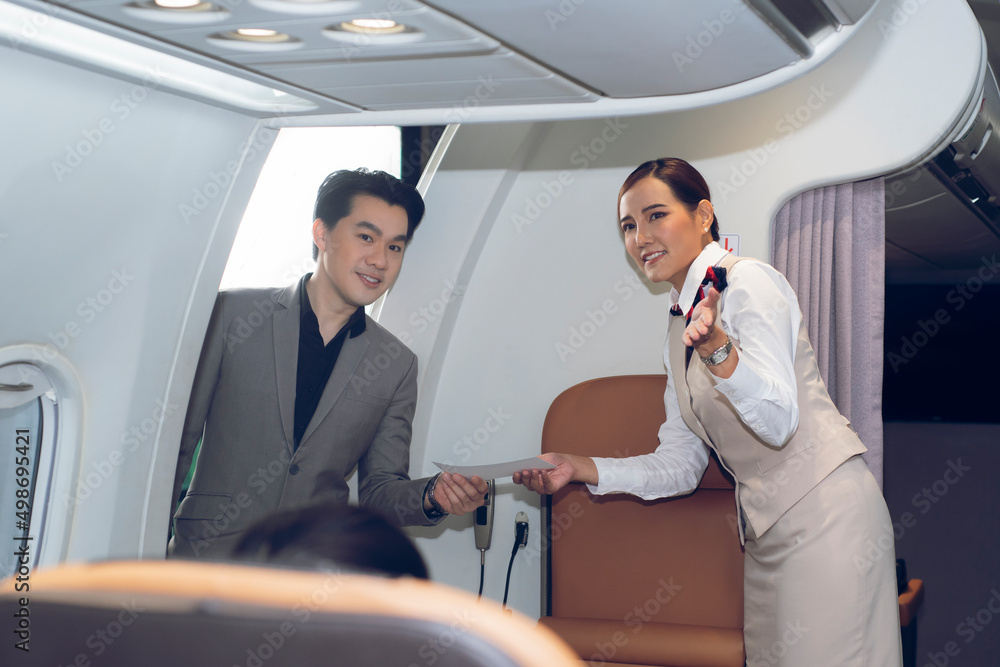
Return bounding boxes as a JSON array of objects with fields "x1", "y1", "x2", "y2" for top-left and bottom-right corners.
[{"x1": 424, "y1": 474, "x2": 448, "y2": 517}]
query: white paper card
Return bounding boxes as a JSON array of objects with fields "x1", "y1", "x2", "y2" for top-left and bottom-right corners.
[{"x1": 433, "y1": 457, "x2": 555, "y2": 479}]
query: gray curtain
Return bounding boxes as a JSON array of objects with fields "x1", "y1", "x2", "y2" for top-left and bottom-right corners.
[{"x1": 770, "y1": 178, "x2": 886, "y2": 487}]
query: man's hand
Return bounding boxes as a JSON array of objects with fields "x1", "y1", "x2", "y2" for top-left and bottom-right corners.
[
  {"x1": 513, "y1": 453, "x2": 596, "y2": 495},
  {"x1": 426, "y1": 473, "x2": 489, "y2": 516}
]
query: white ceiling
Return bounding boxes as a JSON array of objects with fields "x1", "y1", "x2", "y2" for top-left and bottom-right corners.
[
  {"x1": 14, "y1": 0, "x2": 999, "y2": 279},
  {"x1": 24, "y1": 0, "x2": 873, "y2": 118}
]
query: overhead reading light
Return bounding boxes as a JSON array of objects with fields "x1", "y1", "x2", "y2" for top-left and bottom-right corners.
[
  {"x1": 248, "y1": 0, "x2": 362, "y2": 15},
  {"x1": 341, "y1": 19, "x2": 404, "y2": 34},
  {"x1": 322, "y1": 18, "x2": 423, "y2": 45},
  {"x1": 236, "y1": 28, "x2": 280, "y2": 38},
  {"x1": 0, "y1": 2, "x2": 317, "y2": 113},
  {"x1": 154, "y1": 0, "x2": 200, "y2": 7},
  {"x1": 208, "y1": 28, "x2": 304, "y2": 51},
  {"x1": 122, "y1": 0, "x2": 229, "y2": 24}
]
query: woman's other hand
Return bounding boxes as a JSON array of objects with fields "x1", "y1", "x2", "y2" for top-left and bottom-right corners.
[
  {"x1": 683, "y1": 286, "x2": 726, "y2": 352},
  {"x1": 513, "y1": 453, "x2": 597, "y2": 494},
  {"x1": 683, "y1": 286, "x2": 738, "y2": 378}
]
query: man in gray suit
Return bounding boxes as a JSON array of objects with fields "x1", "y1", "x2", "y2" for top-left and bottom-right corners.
[{"x1": 170, "y1": 168, "x2": 487, "y2": 559}]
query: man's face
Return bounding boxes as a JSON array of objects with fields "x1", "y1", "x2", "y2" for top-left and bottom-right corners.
[{"x1": 313, "y1": 194, "x2": 409, "y2": 310}]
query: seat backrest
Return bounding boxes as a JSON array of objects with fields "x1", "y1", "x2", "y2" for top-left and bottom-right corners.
[
  {"x1": 1, "y1": 560, "x2": 579, "y2": 667},
  {"x1": 542, "y1": 375, "x2": 743, "y2": 630}
]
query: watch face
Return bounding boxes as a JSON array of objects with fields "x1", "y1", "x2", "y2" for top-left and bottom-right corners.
[{"x1": 703, "y1": 338, "x2": 732, "y2": 365}]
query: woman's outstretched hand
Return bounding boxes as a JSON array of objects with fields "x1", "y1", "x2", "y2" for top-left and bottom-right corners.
[
  {"x1": 513, "y1": 453, "x2": 596, "y2": 495},
  {"x1": 682, "y1": 286, "x2": 724, "y2": 351},
  {"x1": 682, "y1": 286, "x2": 738, "y2": 377}
]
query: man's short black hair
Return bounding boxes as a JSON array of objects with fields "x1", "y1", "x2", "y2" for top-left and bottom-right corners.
[
  {"x1": 229, "y1": 502, "x2": 429, "y2": 579},
  {"x1": 312, "y1": 168, "x2": 425, "y2": 260}
]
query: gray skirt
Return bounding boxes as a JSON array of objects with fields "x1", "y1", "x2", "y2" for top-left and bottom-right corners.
[{"x1": 743, "y1": 456, "x2": 903, "y2": 666}]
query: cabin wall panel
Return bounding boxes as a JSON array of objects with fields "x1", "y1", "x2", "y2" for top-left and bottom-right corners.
[{"x1": 0, "y1": 46, "x2": 269, "y2": 561}]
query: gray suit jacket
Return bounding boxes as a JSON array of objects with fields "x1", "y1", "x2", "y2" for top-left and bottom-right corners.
[{"x1": 169, "y1": 278, "x2": 437, "y2": 559}]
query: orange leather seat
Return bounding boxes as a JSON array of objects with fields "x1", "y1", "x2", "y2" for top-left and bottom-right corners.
[{"x1": 538, "y1": 375, "x2": 745, "y2": 667}]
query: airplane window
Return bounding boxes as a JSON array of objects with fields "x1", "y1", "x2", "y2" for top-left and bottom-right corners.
[
  {"x1": 220, "y1": 126, "x2": 402, "y2": 291},
  {"x1": 0, "y1": 363, "x2": 57, "y2": 579}
]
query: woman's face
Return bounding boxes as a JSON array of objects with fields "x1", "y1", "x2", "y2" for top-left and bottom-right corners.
[{"x1": 619, "y1": 177, "x2": 713, "y2": 289}]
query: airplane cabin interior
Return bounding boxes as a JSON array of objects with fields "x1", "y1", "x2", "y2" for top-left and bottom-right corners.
[{"x1": 2, "y1": 0, "x2": 999, "y2": 665}]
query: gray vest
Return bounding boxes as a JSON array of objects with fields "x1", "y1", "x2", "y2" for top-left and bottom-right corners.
[{"x1": 668, "y1": 253, "x2": 866, "y2": 543}]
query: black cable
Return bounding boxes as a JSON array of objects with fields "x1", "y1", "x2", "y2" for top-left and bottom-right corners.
[
  {"x1": 477, "y1": 550, "x2": 485, "y2": 599},
  {"x1": 502, "y1": 519, "x2": 529, "y2": 609}
]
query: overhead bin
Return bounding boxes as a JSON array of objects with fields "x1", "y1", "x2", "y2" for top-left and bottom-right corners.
[{"x1": 886, "y1": 63, "x2": 1000, "y2": 279}]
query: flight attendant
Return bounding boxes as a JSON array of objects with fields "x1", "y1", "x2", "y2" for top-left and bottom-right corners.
[{"x1": 515, "y1": 158, "x2": 902, "y2": 666}]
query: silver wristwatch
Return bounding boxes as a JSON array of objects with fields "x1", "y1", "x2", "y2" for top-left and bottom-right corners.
[{"x1": 700, "y1": 337, "x2": 733, "y2": 366}]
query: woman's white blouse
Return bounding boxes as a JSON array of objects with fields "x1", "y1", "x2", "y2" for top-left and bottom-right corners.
[{"x1": 590, "y1": 242, "x2": 804, "y2": 499}]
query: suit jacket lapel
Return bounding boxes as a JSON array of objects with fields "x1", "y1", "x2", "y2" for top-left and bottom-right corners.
[
  {"x1": 273, "y1": 283, "x2": 298, "y2": 451},
  {"x1": 301, "y1": 328, "x2": 369, "y2": 446}
]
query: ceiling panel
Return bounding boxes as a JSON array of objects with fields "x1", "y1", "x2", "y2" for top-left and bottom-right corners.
[
  {"x1": 53, "y1": 0, "x2": 596, "y2": 110},
  {"x1": 257, "y1": 49, "x2": 595, "y2": 108},
  {"x1": 885, "y1": 241, "x2": 941, "y2": 274},
  {"x1": 424, "y1": 0, "x2": 801, "y2": 97},
  {"x1": 68, "y1": 0, "x2": 501, "y2": 64},
  {"x1": 886, "y1": 168, "x2": 1000, "y2": 271},
  {"x1": 316, "y1": 76, "x2": 594, "y2": 110},
  {"x1": 26, "y1": 0, "x2": 873, "y2": 116}
]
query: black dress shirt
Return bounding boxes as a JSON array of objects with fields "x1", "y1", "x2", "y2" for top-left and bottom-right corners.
[{"x1": 293, "y1": 273, "x2": 366, "y2": 449}]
